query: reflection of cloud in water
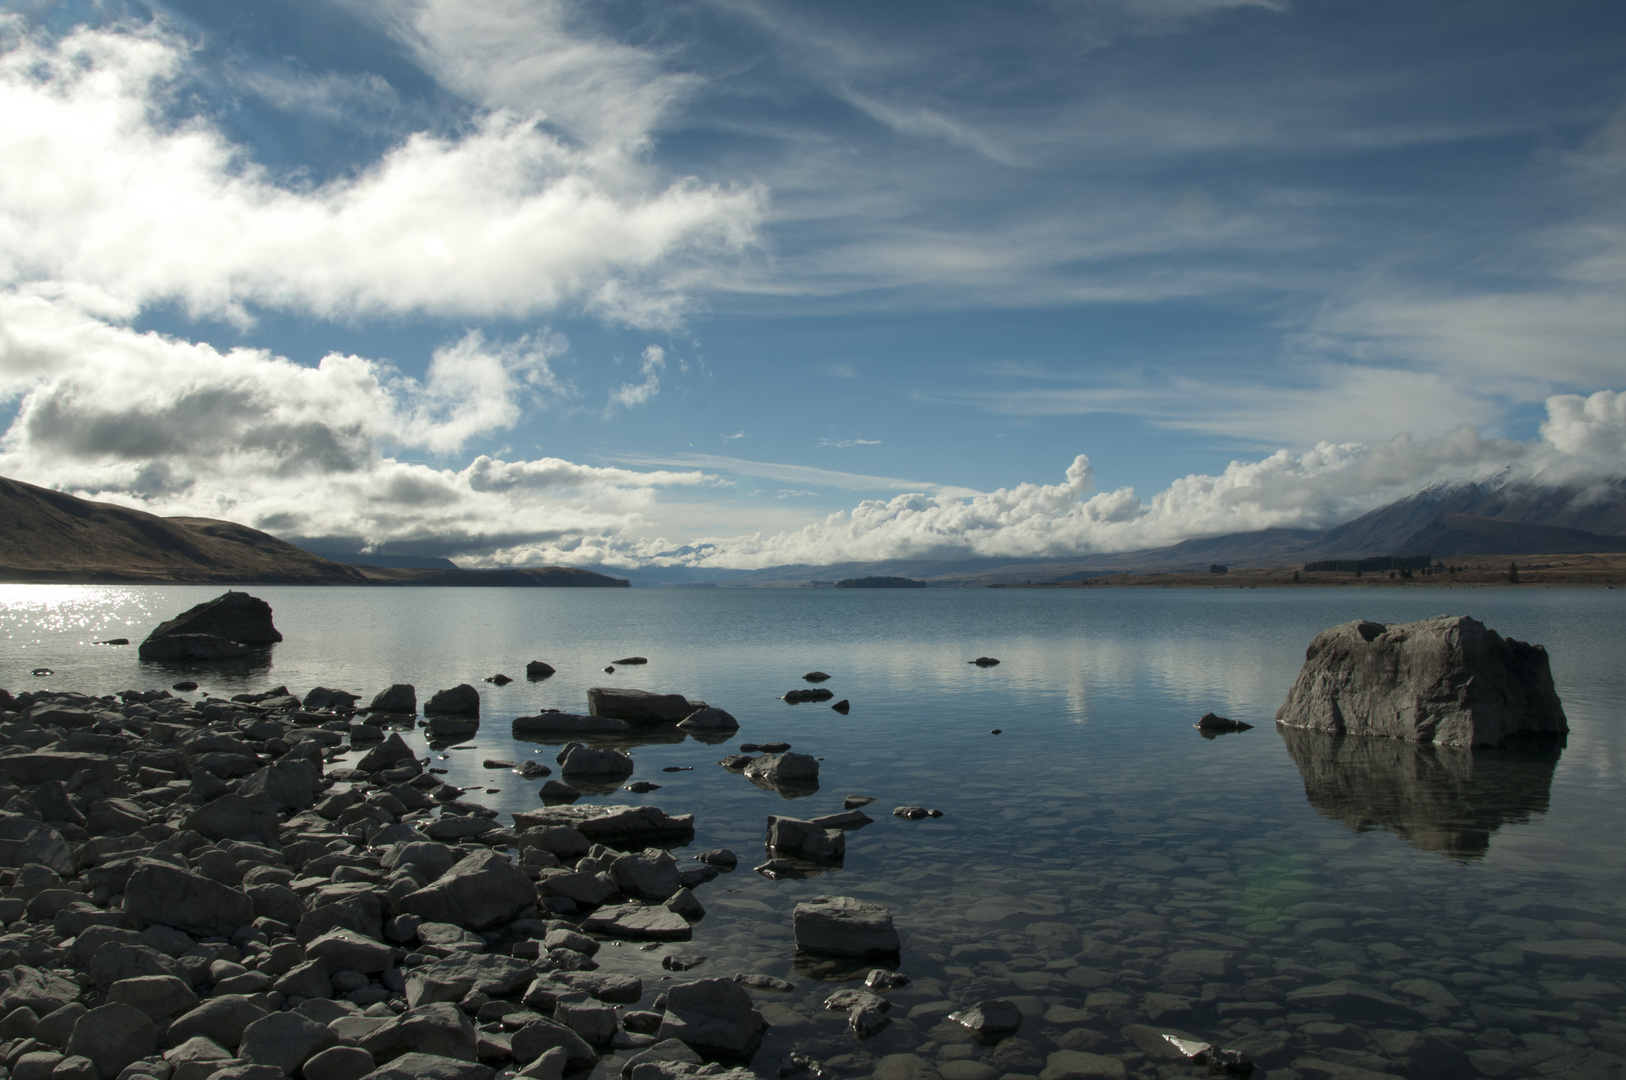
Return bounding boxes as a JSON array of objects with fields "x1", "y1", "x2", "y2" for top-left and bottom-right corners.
[{"x1": 1278, "y1": 724, "x2": 1563, "y2": 859}]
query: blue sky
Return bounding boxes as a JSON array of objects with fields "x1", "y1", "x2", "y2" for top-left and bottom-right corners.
[{"x1": 1, "y1": 0, "x2": 1624, "y2": 568}]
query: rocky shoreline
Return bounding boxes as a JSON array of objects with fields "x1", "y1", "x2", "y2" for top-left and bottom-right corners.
[{"x1": 0, "y1": 674, "x2": 1021, "y2": 1080}]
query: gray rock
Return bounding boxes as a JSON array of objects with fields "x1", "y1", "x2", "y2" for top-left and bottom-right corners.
[
  {"x1": 122, "y1": 862, "x2": 254, "y2": 937},
  {"x1": 1275, "y1": 615, "x2": 1568, "y2": 746},
  {"x1": 272, "y1": 959, "x2": 333, "y2": 999},
  {"x1": 849, "y1": 1004, "x2": 890, "y2": 1039},
  {"x1": 369, "y1": 685, "x2": 417, "y2": 715},
  {"x1": 582, "y1": 905, "x2": 693, "y2": 941},
  {"x1": 302, "y1": 1045, "x2": 376, "y2": 1080},
  {"x1": 356, "y1": 1052, "x2": 494, "y2": 1080},
  {"x1": 765, "y1": 817, "x2": 845, "y2": 861},
  {"x1": 358, "y1": 1002, "x2": 477, "y2": 1062},
  {"x1": 619, "y1": 1039, "x2": 701, "y2": 1078},
  {"x1": 586, "y1": 688, "x2": 695, "y2": 722},
  {"x1": 180, "y1": 794, "x2": 280, "y2": 845},
  {"x1": 238, "y1": 1010, "x2": 339, "y2": 1074},
  {"x1": 0, "y1": 753, "x2": 119, "y2": 786},
  {"x1": 50, "y1": 1054, "x2": 96, "y2": 1080},
  {"x1": 743, "y1": 753, "x2": 819, "y2": 785},
  {"x1": 13, "y1": 1050, "x2": 66, "y2": 1080},
  {"x1": 513, "y1": 805, "x2": 694, "y2": 845},
  {"x1": 525, "y1": 661, "x2": 556, "y2": 680},
  {"x1": 403, "y1": 954, "x2": 535, "y2": 1007},
  {"x1": 141, "y1": 592, "x2": 281, "y2": 650},
  {"x1": 426, "y1": 715, "x2": 478, "y2": 742},
  {"x1": 424, "y1": 685, "x2": 480, "y2": 717},
  {"x1": 34, "y1": 1002, "x2": 89, "y2": 1048},
  {"x1": 0, "y1": 817, "x2": 76, "y2": 876},
  {"x1": 656, "y1": 978, "x2": 765, "y2": 1060},
  {"x1": 610, "y1": 849, "x2": 681, "y2": 902},
  {"x1": 304, "y1": 687, "x2": 360, "y2": 711},
  {"x1": 793, "y1": 896, "x2": 899, "y2": 956},
  {"x1": 104, "y1": 976, "x2": 195, "y2": 1022},
  {"x1": 559, "y1": 746, "x2": 634, "y2": 778},
  {"x1": 518, "y1": 1046, "x2": 567, "y2": 1080},
  {"x1": 510, "y1": 1018, "x2": 597, "y2": 1071},
  {"x1": 67, "y1": 1002, "x2": 157, "y2": 1080},
  {"x1": 239, "y1": 757, "x2": 321, "y2": 812},
  {"x1": 512, "y1": 714, "x2": 632, "y2": 736},
  {"x1": 356, "y1": 733, "x2": 418, "y2": 772},
  {"x1": 675, "y1": 708, "x2": 737, "y2": 732},
  {"x1": 166, "y1": 995, "x2": 270, "y2": 1049},
  {"x1": 554, "y1": 998, "x2": 618, "y2": 1045},
  {"x1": 380, "y1": 841, "x2": 459, "y2": 881},
  {"x1": 398, "y1": 850, "x2": 534, "y2": 930},
  {"x1": 137, "y1": 634, "x2": 250, "y2": 661}
]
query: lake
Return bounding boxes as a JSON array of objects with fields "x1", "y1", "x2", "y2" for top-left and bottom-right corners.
[{"x1": 3, "y1": 584, "x2": 1625, "y2": 1079}]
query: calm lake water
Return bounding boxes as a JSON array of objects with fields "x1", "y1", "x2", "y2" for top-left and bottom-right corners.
[{"x1": 3, "y1": 584, "x2": 1626, "y2": 1079}]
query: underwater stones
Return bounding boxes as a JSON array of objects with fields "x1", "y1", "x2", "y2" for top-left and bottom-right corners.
[
  {"x1": 587, "y1": 688, "x2": 693, "y2": 722},
  {"x1": 1275, "y1": 615, "x2": 1567, "y2": 746},
  {"x1": 793, "y1": 896, "x2": 900, "y2": 957},
  {"x1": 948, "y1": 1000, "x2": 1020, "y2": 1035}
]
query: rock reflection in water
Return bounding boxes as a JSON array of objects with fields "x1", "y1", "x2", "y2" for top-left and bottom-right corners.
[{"x1": 1278, "y1": 723, "x2": 1562, "y2": 858}]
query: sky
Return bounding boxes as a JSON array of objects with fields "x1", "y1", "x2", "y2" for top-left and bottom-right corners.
[{"x1": 1, "y1": 0, "x2": 1625, "y2": 570}]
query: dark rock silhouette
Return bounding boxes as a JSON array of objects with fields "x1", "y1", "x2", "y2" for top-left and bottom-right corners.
[
  {"x1": 138, "y1": 591, "x2": 281, "y2": 661},
  {"x1": 1278, "y1": 724, "x2": 1562, "y2": 858}
]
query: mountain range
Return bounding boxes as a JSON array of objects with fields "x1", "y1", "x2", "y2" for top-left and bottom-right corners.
[{"x1": 3, "y1": 471, "x2": 1622, "y2": 586}]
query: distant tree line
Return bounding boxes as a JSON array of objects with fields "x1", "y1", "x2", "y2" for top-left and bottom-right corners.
[
  {"x1": 1302, "y1": 555, "x2": 1433, "y2": 574},
  {"x1": 835, "y1": 576, "x2": 928, "y2": 588}
]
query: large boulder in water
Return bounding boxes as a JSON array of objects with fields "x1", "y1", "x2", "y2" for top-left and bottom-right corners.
[
  {"x1": 586, "y1": 688, "x2": 695, "y2": 723},
  {"x1": 1275, "y1": 615, "x2": 1567, "y2": 748},
  {"x1": 137, "y1": 591, "x2": 280, "y2": 661}
]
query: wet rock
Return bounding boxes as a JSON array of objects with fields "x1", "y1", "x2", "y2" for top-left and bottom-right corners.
[
  {"x1": 843, "y1": 796, "x2": 874, "y2": 809},
  {"x1": 663, "y1": 955, "x2": 706, "y2": 972},
  {"x1": 613, "y1": 657, "x2": 649, "y2": 665},
  {"x1": 675, "y1": 707, "x2": 738, "y2": 732},
  {"x1": 513, "y1": 805, "x2": 695, "y2": 846},
  {"x1": 513, "y1": 714, "x2": 632, "y2": 736},
  {"x1": 399, "y1": 850, "x2": 535, "y2": 930},
  {"x1": 526, "y1": 662, "x2": 556, "y2": 680},
  {"x1": 657, "y1": 977, "x2": 766, "y2": 1061},
  {"x1": 893, "y1": 806, "x2": 928, "y2": 821},
  {"x1": 305, "y1": 687, "x2": 360, "y2": 711},
  {"x1": 625, "y1": 781, "x2": 661, "y2": 793},
  {"x1": 138, "y1": 593, "x2": 280, "y2": 661},
  {"x1": 1195, "y1": 713, "x2": 1253, "y2": 734},
  {"x1": 610, "y1": 850, "x2": 681, "y2": 902},
  {"x1": 949, "y1": 1000, "x2": 1020, "y2": 1034},
  {"x1": 586, "y1": 689, "x2": 693, "y2": 723},
  {"x1": 1276, "y1": 615, "x2": 1568, "y2": 746},
  {"x1": 356, "y1": 732, "x2": 419, "y2": 772},
  {"x1": 830, "y1": 700, "x2": 850, "y2": 714},
  {"x1": 783, "y1": 689, "x2": 833, "y2": 704},
  {"x1": 582, "y1": 905, "x2": 693, "y2": 941},
  {"x1": 793, "y1": 896, "x2": 900, "y2": 956},
  {"x1": 766, "y1": 817, "x2": 845, "y2": 861},
  {"x1": 425, "y1": 685, "x2": 480, "y2": 716},
  {"x1": 66, "y1": 1002, "x2": 156, "y2": 1080},
  {"x1": 122, "y1": 862, "x2": 254, "y2": 937},
  {"x1": 1284, "y1": 979, "x2": 1419, "y2": 1022},
  {"x1": 866, "y1": 970, "x2": 909, "y2": 990},
  {"x1": 969, "y1": 657, "x2": 999, "y2": 667},
  {"x1": 559, "y1": 746, "x2": 635, "y2": 778},
  {"x1": 744, "y1": 753, "x2": 819, "y2": 786},
  {"x1": 807, "y1": 809, "x2": 872, "y2": 830},
  {"x1": 695, "y1": 850, "x2": 737, "y2": 869},
  {"x1": 849, "y1": 1005, "x2": 889, "y2": 1039},
  {"x1": 485, "y1": 673, "x2": 512, "y2": 686},
  {"x1": 538, "y1": 780, "x2": 580, "y2": 803},
  {"x1": 803, "y1": 672, "x2": 831, "y2": 682},
  {"x1": 369, "y1": 684, "x2": 418, "y2": 715}
]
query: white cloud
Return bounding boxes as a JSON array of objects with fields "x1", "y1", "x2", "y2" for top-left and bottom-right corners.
[
  {"x1": 816, "y1": 437, "x2": 882, "y2": 448},
  {"x1": 0, "y1": 19, "x2": 763, "y2": 329},
  {"x1": 608, "y1": 344, "x2": 665, "y2": 410}
]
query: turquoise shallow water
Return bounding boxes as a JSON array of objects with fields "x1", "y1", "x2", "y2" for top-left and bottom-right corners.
[{"x1": 3, "y1": 584, "x2": 1625, "y2": 1077}]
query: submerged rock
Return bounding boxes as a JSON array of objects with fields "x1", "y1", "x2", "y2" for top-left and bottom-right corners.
[
  {"x1": 792, "y1": 896, "x2": 899, "y2": 956},
  {"x1": 783, "y1": 689, "x2": 834, "y2": 704},
  {"x1": 587, "y1": 688, "x2": 694, "y2": 722},
  {"x1": 1195, "y1": 713, "x2": 1253, "y2": 734},
  {"x1": 1275, "y1": 615, "x2": 1567, "y2": 747}
]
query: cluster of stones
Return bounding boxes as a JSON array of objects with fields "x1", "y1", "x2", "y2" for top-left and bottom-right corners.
[{"x1": 0, "y1": 679, "x2": 832, "y2": 1080}]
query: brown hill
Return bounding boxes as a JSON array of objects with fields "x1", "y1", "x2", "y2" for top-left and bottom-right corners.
[
  {"x1": 0, "y1": 476, "x2": 629, "y2": 587},
  {"x1": 0, "y1": 476, "x2": 368, "y2": 584}
]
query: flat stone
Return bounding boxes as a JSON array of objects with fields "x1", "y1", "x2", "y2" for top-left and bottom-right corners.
[
  {"x1": 792, "y1": 896, "x2": 899, "y2": 956},
  {"x1": 582, "y1": 904, "x2": 693, "y2": 941}
]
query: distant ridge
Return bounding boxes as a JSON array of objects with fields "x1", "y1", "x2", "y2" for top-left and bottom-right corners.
[{"x1": 0, "y1": 476, "x2": 627, "y2": 587}]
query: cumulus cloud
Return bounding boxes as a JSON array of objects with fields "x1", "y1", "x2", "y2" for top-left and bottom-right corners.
[
  {"x1": 679, "y1": 396, "x2": 1626, "y2": 568},
  {"x1": 0, "y1": 19, "x2": 763, "y2": 328},
  {"x1": 0, "y1": 297, "x2": 712, "y2": 561}
]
